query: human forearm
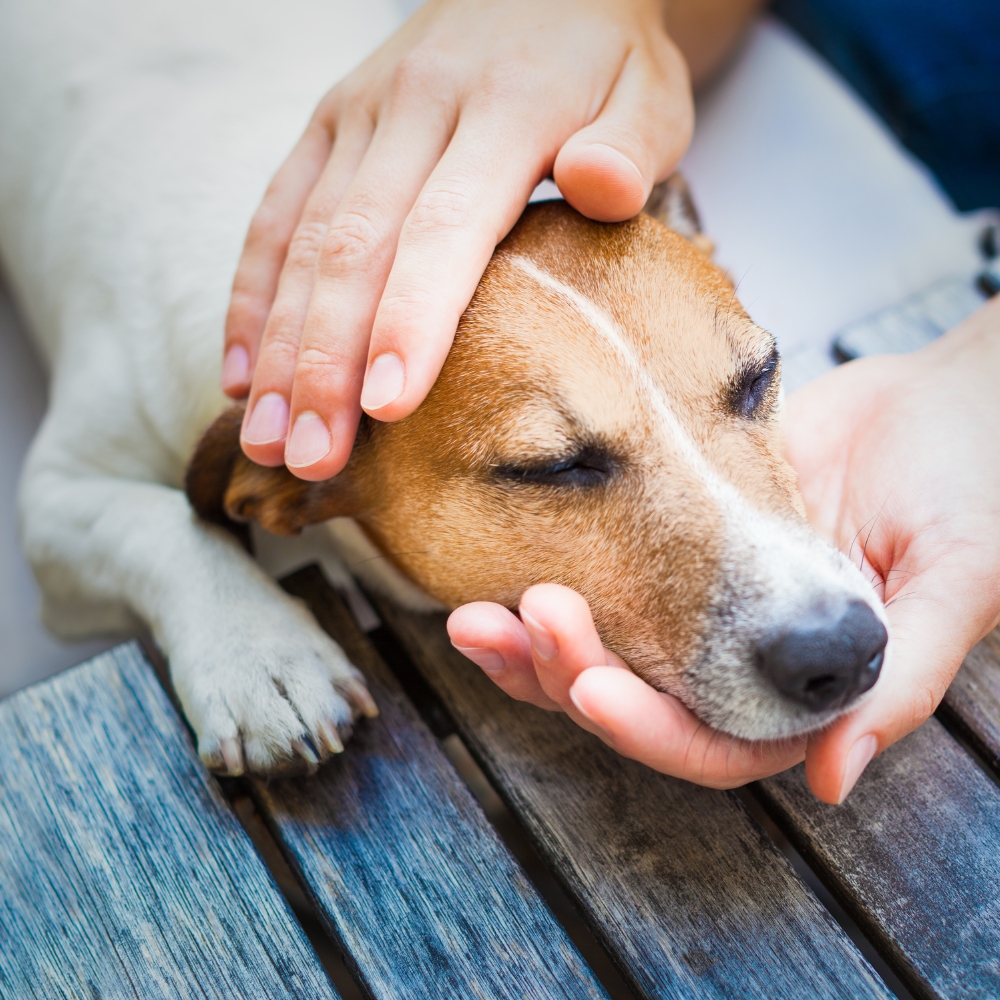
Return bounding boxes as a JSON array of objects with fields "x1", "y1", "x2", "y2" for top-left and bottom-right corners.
[{"x1": 663, "y1": 0, "x2": 769, "y2": 87}]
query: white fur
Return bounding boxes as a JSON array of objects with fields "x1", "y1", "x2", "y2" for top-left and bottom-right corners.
[{"x1": 0, "y1": 0, "x2": 411, "y2": 770}]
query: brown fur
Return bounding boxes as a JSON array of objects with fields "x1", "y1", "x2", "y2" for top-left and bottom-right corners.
[{"x1": 188, "y1": 198, "x2": 801, "y2": 695}]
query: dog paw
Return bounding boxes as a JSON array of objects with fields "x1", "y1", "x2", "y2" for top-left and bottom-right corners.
[{"x1": 170, "y1": 597, "x2": 377, "y2": 777}]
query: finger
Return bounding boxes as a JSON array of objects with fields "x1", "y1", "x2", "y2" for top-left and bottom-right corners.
[
  {"x1": 553, "y1": 39, "x2": 692, "y2": 222},
  {"x1": 570, "y1": 667, "x2": 805, "y2": 786},
  {"x1": 240, "y1": 113, "x2": 376, "y2": 465},
  {"x1": 277, "y1": 94, "x2": 458, "y2": 479},
  {"x1": 518, "y1": 584, "x2": 617, "y2": 709},
  {"x1": 447, "y1": 602, "x2": 560, "y2": 711},
  {"x1": 358, "y1": 116, "x2": 542, "y2": 423},
  {"x1": 518, "y1": 583, "x2": 804, "y2": 784},
  {"x1": 804, "y1": 574, "x2": 985, "y2": 804},
  {"x1": 224, "y1": 121, "x2": 333, "y2": 398}
]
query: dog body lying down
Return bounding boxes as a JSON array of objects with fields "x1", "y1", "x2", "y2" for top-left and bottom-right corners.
[{"x1": 2, "y1": 0, "x2": 885, "y2": 775}]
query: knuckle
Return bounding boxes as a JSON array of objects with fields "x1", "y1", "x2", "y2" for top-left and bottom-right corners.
[
  {"x1": 313, "y1": 90, "x2": 342, "y2": 128},
  {"x1": 910, "y1": 681, "x2": 940, "y2": 728},
  {"x1": 296, "y1": 347, "x2": 340, "y2": 377},
  {"x1": 283, "y1": 220, "x2": 330, "y2": 272},
  {"x1": 261, "y1": 303, "x2": 303, "y2": 347},
  {"x1": 226, "y1": 288, "x2": 268, "y2": 331},
  {"x1": 246, "y1": 199, "x2": 287, "y2": 250},
  {"x1": 474, "y1": 61, "x2": 523, "y2": 105},
  {"x1": 259, "y1": 299, "x2": 309, "y2": 354},
  {"x1": 373, "y1": 291, "x2": 420, "y2": 334},
  {"x1": 391, "y1": 47, "x2": 457, "y2": 98},
  {"x1": 408, "y1": 181, "x2": 476, "y2": 234},
  {"x1": 333, "y1": 81, "x2": 370, "y2": 119},
  {"x1": 294, "y1": 347, "x2": 354, "y2": 390},
  {"x1": 259, "y1": 324, "x2": 303, "y2": 367},
  {"x1": 318, "y1": 209, "x2": 384, "y2": 276}
]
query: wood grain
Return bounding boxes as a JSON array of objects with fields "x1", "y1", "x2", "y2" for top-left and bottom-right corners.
[
  {"x1": 0, "y1": 643, "x2": 339, "y2": 1000},
  {"x1": 257, "y1": 567, "x2": 609, "y2": 1000},
  {"x1": 939, "y1": 627, "x2": 1000, "y2": 775},
  {"x1": 757, "y1": 718, "x2": 1000, "y2": 1000},
  {"x1": 365, "y1": 598, "x2": 892, "y2": 1000}
]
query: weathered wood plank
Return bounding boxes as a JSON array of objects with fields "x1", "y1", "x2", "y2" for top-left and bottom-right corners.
[
  {"x1": 756, "y1": 718, "x2": 1000, "y2": 1000},
  {"x1": 0, "y1": 643, "x2": 339, "y2": 1000},
  {"x1": 939, "y1": 627, "x2": 1000, "y2": 775},
  {"x1": 363, "y1": 597, "x2": 892, "y2": 1000},
  {"x1": 257, "y1": 567, "x2": 609, "y2": 1000}
]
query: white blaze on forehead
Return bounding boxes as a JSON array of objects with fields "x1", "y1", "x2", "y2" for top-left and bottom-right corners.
[
  {"x1": 509, "y1": 253, "x2": 729, "y2": 499},
  {"x1": 510, "y1": 254, "x2": 886, "y2": 736},
  {"x1": 508, "y1": 253, "x2": 885, "y2": 626}
]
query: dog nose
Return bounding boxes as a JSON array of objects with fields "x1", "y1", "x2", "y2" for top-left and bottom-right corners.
[{"x1": 757, "y1": 601, "x2": 887, "y2": 712}]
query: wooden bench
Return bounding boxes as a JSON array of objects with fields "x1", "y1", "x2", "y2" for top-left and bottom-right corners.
[{"x1": 2, "y1": 564, "x2": 998, "y2": 999}]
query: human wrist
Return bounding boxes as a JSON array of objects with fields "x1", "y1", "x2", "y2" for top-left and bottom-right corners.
[{"x1": 661, "y1": 0, "x2": 768, "y2": 88}]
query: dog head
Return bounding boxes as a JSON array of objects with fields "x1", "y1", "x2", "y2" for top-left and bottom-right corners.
[{"x1": 188, "y1": 188, "x2": 886, "y2": 741}]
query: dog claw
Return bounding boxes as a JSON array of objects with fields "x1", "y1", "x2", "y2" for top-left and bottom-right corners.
[
  {"x1": 293, "y1": 737, "x2": 321, "y2": 769},
  {"x1": 347, "y1": 680, "x2": 379, "y2": 718},
  {"x1": 219, "y1": 738, "x2": 244, "y2": 776},
  {"x1": 317, "y1": 720, "x2": 345, "y2": 754}
]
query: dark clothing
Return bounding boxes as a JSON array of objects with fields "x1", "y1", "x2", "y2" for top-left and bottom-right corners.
[{"x1": 775, "y1": 0, "x2": 1000, "y2": 211}]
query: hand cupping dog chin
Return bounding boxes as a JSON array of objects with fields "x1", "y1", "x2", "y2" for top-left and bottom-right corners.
[
  {"x1": 451, "y1": 296, "x2": 1000, "y2": 805},
  {"x1": 448, "y1": 585, "x2": 809, "y2": 790},
  {"x1": 789, "y1": 295, "x2": 1000, "y2": 805}
]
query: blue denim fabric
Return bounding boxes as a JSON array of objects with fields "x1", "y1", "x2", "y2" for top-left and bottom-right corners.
[{"x1": 775, "y1": 0, "x2": 1000, "y2": 210}]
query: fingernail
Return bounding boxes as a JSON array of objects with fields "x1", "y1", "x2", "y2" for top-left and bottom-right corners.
[
  {"x1": 836, "y1": 734, "x2": 878, "y2": 804},
  {"x1": 568, "y1": 677, "x2": 610, "y2": 736},
  {"x1": 520, "y1": 609, "x2": 558, "y2": 661},
  {"x1": 588, "y1": 143, "x2": 643, "y2": 183},
  {"x1": 285, "y1": 410, "x2": 332, "y2": 468},
  {"x1": 361, "y1": 353, "x2": 405, "y2": 411},
  {"x1": 568, "y1": 684, "x2": 593, "y2": 721},
  {"x1": 453, "y1": 645, "x2": 505, "y2": 674},
  {"x1": 221, "y1": 344, "x2": 250, "y2": 393},
  {"x1": 243, "y1": 392, "x2": 289, "y2": 445}
]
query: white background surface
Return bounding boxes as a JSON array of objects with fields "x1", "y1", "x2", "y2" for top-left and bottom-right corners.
[{"x1": 683, "y1": 20, "x2": 986, "y2": 356}]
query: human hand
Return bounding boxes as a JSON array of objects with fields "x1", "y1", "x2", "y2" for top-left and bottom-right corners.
[
  {"x1": 788, "y1": 295, "x2": 1000, "y2": 803},
  {"x1": 448, "y1": 585, "x2": 808, "y2": 788},
  {"x1": 448, "y1": 296, "x2": 1000, "y2": 802},
  {"x1": 224, "y1": 0, "x2": 693, "y2": 480}
]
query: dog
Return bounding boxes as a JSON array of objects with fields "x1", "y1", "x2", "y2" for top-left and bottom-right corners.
[
  {"x1": 2, "y1": 0, "x2": 886, "y2": 778},
  {"x1": 189, "y1": 187, "x2": 888, "y2": 765}
]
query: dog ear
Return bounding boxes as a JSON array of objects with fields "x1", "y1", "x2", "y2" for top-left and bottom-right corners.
[
  {"x1": 185, "y1": 403, "x2": 355, "y2": 537},
  {"x1": 643, "y1": 173, "x2": 714, "y2": 256}
]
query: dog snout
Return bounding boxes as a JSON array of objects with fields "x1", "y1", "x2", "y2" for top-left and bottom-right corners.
[{"x1": 756, "y1": 600, "x2": 887, "y2": 713}]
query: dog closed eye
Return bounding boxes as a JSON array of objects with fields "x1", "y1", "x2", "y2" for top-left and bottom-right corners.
[
  {"x1": 728, "y1": 346, "x2": 780, "y2": 420},
  {"x1": 492, "y1": 443, "x2": 619, "y2": 488}
]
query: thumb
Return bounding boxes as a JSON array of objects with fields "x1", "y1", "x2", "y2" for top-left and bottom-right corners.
[
  {"x1": 553, "y1": 41, "x2": 692, "y2": 222},
  {"x1": 804, "y1": 579, "x2": 980, "y2": 804}
]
